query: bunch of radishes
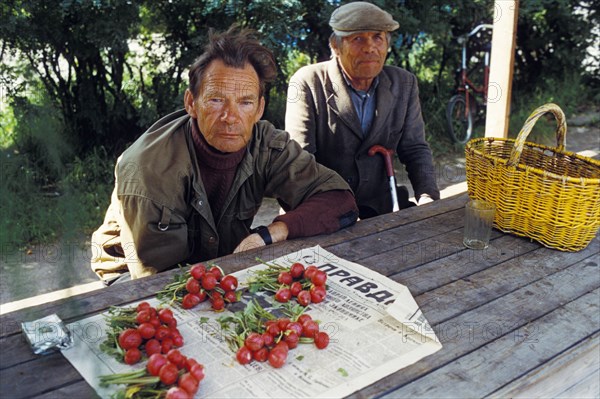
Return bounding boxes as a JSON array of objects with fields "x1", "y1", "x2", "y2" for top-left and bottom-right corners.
[
  {"x1": 248, "y1": 262, "x2": 328, "y2": 306},
  {"x1": 100, "y1": 349, "x2": 205, "y2": 399},
  {"x1": 102, "y1": 302, "x2": 184, "y2": 365},
  {"x1": 158, "y1": 264, "x2": 240, "y2": 311},
  {"x1": 236, "y1": 313, "x2": 330, "y2": 368}
]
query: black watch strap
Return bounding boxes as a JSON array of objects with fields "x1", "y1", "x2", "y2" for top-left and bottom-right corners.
[{"x1": 253, "y1": 225, "x2": 272, "y2": 245}]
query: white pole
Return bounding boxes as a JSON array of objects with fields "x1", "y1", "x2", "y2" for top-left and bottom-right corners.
[{"x1": 485, "y1": 0, "x2": 519, "y2": 138}]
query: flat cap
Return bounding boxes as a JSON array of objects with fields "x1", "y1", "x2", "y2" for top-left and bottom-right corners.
[{"x1": 329, "y1": 2, "x2": 399, "y2": 36}]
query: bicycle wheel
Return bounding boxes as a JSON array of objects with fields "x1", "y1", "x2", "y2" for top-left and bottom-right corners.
[{"x1": 446, "y1": 94, "x2": 475, "y2": 144}]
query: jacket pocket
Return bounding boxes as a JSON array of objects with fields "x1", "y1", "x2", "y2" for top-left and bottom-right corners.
[
  {"x1": 236, "y1": 206, "x2": 258, "y2": 222},
  {"x1": 147, "y1": 222, "x2": 185, "y2": 232}
]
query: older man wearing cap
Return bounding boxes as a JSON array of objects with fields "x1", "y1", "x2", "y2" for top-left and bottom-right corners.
[{"x1": 285, "y1": 2, "x2": 440, "y2": 219}]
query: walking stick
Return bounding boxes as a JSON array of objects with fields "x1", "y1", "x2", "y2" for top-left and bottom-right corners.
[{"x1": 368, "y1": 145, "x2": 400, "y2": 212}]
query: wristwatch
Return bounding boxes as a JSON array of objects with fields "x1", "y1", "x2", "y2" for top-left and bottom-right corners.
[{"x1": 252, "y1": 225, "x2": 272, "y2": 245}]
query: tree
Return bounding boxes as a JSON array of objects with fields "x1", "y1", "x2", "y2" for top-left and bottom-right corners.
[
  {"x1": 1, "y1": 0, "x2": 142, "y2": 155},
  {"x1": 514, "y1": 0, "x2": 599, "y2": 91},
  {"x1": 1, "y1": 0, "x2": 597, "y2": 160}
]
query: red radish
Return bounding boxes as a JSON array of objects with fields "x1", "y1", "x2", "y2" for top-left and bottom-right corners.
[
  {"x1": 159, "y1": 362, "x2": 179, "y2": 385},
  {"x1": 253, "y1": 347, "x2": 269, "y2": 362},
  {"x1": 297, "y1": 290, "x2": 311, "y2": 306},
  {"x1": 201, "y1": 274, "x2": 218, "y2": 290},
  {"x1": 314, "y1": 331, "x2": 330, "y2": 349},
  {"x1": 236, "y1": 345, "x2": 253, "y2": 365},
  {"x1": 167, "y1": 349, "x2": 186, "y2": 369},
  {"x1": 311, "y1": 270, "x2": 327, "y2": 286},
  {"x1": 302, "y1": 320, "x2": 319, "y2": 338},
  {"x1": 310, "y1": 285, "x2": 327, "y2": 303},
  {"x1": 189, "y1": 264, "x2": 206, "y2": 280},
  {"x1": 289, "y1": 262, "x2": 305, "y2": 279},
  {"x1": 147, "y1": 353, "x2": 168, "y2": 376},
  {"x1": 244, "y1": 332, "x2": 265, "y2": 352},
  {"x1": 290, "y1": 281, "x2": 303, "y2": 296},
  {"x1": 158, "y1": 309, "x2": 175, "y2": 325},
  {"x1": 277, "y1": 271, "x2": 293, "y2": 285},
  {"x1": 124, "y1": 348, "x2": 142, "y2": 365},
  {"x1": 145, "y1": 339, "x2": 161, "y2": 356},
  {"x1": 137, "y1": 322, "x2": 156, "y2": 340},
  {"x1": 118, "y1": 328, "x2": 142, "y2": 350},
  {"x1": 268, "y1": 347, "x2": 288, "y2": 368},
  {"x1": 275, "y1": 287, "x2": 291, "y2": 303},
  {"x1": 185, "y1": 277, "x2": 201, "y2": 294},
  {"x1": 190, "y1": 363, "x2": 205, "y2": 382},
  {"x1": 220, "y1": 275, "x2": 238, "y2": 291},
  {"x1": 178, "y1": 373, "x2": 199, "y2": 395},
  {"x1": 166, "y1": 387, "x2": 191, "y2": 399}
]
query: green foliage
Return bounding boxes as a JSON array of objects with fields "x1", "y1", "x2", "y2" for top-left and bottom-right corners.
[
  {"x1": 0, "y1": 147, "x2": 113, "y2": 245},
  {"x1": 264, "y1": 49, "x2": 312, "y2": 129},
  {"x1": 508, "y1": 72, "x2": 591, "y2": 144},
  {"x1": 60, "y1": 147, "x2": 114, "y2": 237},
  {"x1": 419, "y1": 82, "x2": 455, "y2": 156},
  {"x1": 0, "y1": 105, "x2": 16, "y2": 149},
  {"x1": 1, "y1": 149, "x2": 60, "y2": 244},
  {"x1": 1, "y1": 0, "x2": 142, "y2": 155},
  {"x1": 10, "y1": 91, "x2": 71, "y2": 182},
  {"x1": 1, "y1": 0, "x2": 598, "y2": 247},
  {"x1": 515, "y1": 0, "x2": 599, "y2": 91}
]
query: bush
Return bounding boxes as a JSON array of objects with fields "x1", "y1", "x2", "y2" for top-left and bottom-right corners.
[
  {"x1": 60, "y1": 148, "x2": 114, "y2": 239},
  {"x1": 1, "y1": 149, "x2": 62, "y2": 245},
  {"x1": 508, "y1": 72, "x2": 590, "y2": 145},
  {"x1": 0, "y1": 146, "x2": 114, "y2": 246}
]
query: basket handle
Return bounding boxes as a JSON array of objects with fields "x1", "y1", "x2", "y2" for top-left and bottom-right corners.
[{"x1": 507, "y1": 103, "x2": 567, "y2": 167}]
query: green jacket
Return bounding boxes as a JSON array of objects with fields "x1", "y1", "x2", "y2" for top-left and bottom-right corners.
[{"x1": 91, "y1": 110, "x2": 351, "y2": 281}]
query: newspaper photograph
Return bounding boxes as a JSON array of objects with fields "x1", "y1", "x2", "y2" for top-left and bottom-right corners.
[{"x1": 61, "y1": 245, "x2": 442, "y2": 398}]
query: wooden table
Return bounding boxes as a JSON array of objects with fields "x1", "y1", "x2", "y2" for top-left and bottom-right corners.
[{"x1": 1, "y1": 192, "x2": 598, "y2": 398}]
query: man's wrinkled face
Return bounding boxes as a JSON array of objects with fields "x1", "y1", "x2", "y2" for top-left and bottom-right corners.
[
  {"x1": 335, "y1": 31, "x2": 388, "y2": 83},
  {"x1": 185, "y1": 59, "x2": 265, "y2": 153}
]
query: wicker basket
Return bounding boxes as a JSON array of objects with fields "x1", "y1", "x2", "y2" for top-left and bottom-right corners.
[{"x1": 465, "y1": 103, "x2": 600, "y2": 251}]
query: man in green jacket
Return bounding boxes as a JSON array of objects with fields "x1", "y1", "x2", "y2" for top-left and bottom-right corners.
[
  {"x1": 285, "y1": 2, "x2": 440, "y2": 219},
  {"x1": 91, "y1": 26, "x2": 358, "y2": 283}
]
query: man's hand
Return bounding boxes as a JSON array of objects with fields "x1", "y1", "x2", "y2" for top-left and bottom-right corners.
[{"x1": 233, "y1": 221, "x2": 289, "y2": 253}]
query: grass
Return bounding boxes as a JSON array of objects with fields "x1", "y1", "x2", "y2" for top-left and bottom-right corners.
[
  {"x1": 506, "y1": 74, "x2": 590, "y2": 146},
  {"x1": 0, "y1": 147, "x2": 114, "y2": 247}
]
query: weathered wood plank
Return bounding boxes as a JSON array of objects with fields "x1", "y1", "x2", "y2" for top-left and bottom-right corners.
[
  {"x1": 380, "y1": 290, "x2": 600, "y2": 398},
  {"x1": 487, "y1": 332, "x2": 599, "y2": 398},
  {"x1": 327, "y1": 209, "x2": 467, "y2": 263},
  {"x1": 0, "y1": 351, "x2": 83, "y2": 399},
  {"x1": 35, "y1": 380, "x2": 99, "y2": 399},
  {"x1": 0, "y1": 275, "x2": 169, "y2": 337},
  {"x1": 0, "y1": 333, "x2": 40, "y2": 370},
  {"x1": 389, "y1": 233, "x2": 541, "y2": 294},
  {"x1": 410, "y1": 237, "x2": 599, "y2": 324},
  {"x1": 4, "y1": 191, "x2": 599, "y2": 399},
  {"x1": 556, "y1": 368, "x2": 600, "y2": 398},
  {"x1": 347, "y1": 256, "x2": 600, "y2": 398},
  {"x1": 358, "y1": 231, "x2": 539, "y2": 282}
]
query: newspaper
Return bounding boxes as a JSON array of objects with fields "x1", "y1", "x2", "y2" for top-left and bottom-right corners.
[{"x1": 61, "y1": 245, "x2": 442, "y2": 398}]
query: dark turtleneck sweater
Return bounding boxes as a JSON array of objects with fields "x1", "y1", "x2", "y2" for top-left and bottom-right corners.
[
  {"x1": 190, "y1": 121, "x2": 245, "y2": 218},
  {"x1": 190, "y1": 120, "x2": 358, "y2": 238}
]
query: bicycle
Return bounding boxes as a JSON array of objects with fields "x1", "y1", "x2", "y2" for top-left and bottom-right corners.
[{"x1": 446, "y1": 24, "x2": 493, "y2": 144}]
